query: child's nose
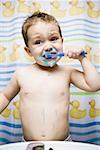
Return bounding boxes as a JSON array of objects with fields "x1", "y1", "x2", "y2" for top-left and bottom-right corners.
[
  {"x1": 43, "y1": 41, "x2": 53, "y2": 51},
  {"x1": 45, "y1": 47, "x2": 53, "y2": 52},
  {"x1": 43, "y1": 44, "x2": 53, "y2": 52}
]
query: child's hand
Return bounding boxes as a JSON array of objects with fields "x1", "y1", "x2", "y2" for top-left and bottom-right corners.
[{"x1": 65, "y1": 50, "x2": 87, "y2": 60}]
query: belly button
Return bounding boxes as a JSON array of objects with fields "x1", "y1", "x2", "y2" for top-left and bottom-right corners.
[
  {"x1": 60, "y1": 92, "x2": 65, "y2": 96},
  {"x1": 41, "y1": 134, "x2": 46, "y2": 137}
]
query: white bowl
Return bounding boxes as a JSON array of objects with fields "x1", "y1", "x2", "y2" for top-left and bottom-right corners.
[{"x1": 0, "y1": 141, "x2": 99, "y2": 150}]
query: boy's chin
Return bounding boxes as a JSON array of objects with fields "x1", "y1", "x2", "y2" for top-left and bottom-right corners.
[
  {"x1": 35, "y1": 56, "x2": 61, "y2": 68},
  {"x1": 35, "y1": 55, "x2": 61, "y2": 68},
  {"x1": 36, "y1": 61, "x2": 56, "y2": 68}
]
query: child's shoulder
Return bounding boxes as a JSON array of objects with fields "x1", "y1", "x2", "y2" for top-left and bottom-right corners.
[
  {"x1": 58, "y1": 64, "x2": 75, "y2": 72},
  {"x1": 14, "y1": 65, "x2": 32, "y2": 74}
]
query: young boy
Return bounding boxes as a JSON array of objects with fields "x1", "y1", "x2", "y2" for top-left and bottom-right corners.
[{"x1": 0, "y1": 12, "x2": 99, "y2": 141}]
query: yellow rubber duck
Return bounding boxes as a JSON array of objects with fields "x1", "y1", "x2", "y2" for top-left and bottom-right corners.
[
  {"x1": 69, "y1": 0, "x2": 85, "y2": 16},
  {"x1": 50, "y1": 0, "x2": 66, "y2": 18},
  {"x1": 89, "y1": 100, "x2": 100, "y2": 118},
  {"x1": 2, "y1": 0, "x2": 14, "y2": 17},
  {"x1": 30, "y1": 2, "x2": 41, "y2": 13},
  {"x1": 93, "y1": 50, "x2": 100, "y2": 63},
  {"x1": 0, "y1": 107, "x2": 11, "y2": 118},
  {"x1": 0, "y1": 46, "x2": 6, "y2": 63},
  {"x1": 17, "y1": 0, "x2": 30, "y2": 13},
  {"x1": 9, "y1": 43, "x2": 20, "y2": 61},
  {"x1": 84, "y1": 45, "x2": 92, "y2": 62},
  {"x1": 13, "y1": 101, "x2": 20, "y2": 120},
  {"x1": 87, "y1": 1, "x2": 100, "y2": 18},
  {"x1": 70, "y1": 100, "x2": 87, "y2": 119}
]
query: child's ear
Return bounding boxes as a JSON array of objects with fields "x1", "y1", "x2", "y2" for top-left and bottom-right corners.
[
  {"x1": 24, "y1": 47, "x2": 32, "y2": 57},
  {"x1": 61, "y1": 37, "x2": 63, "y2": 43}
]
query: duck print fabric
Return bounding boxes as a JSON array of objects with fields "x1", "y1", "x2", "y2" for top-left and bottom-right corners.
[{"x1": 0, "y1": 0, "x2": 100, "y2": 145}]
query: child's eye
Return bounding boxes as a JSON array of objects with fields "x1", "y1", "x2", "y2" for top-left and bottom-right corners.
[
  {"x1": 50, "y1": 37, "x2": 59, "y2": 41},
  {"x1": 34, "y1": 40, "x2": 42, "y2": 45}
]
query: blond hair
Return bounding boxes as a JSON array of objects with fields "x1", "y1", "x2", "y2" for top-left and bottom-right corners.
[{"x1": 22, "y1": 11, "x2": 62, "y2": 47}]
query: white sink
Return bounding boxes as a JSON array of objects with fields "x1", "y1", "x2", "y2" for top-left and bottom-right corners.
[{"x1": 0, "y1": 141, "x2": 99, "y2": 150}]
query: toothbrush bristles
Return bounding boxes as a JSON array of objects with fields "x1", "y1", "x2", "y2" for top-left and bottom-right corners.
[
  {"x1": 45, "y1": 53, "x2": 64, "y2": 58},
  {"x1": 80, "y1": 51, "x2": 87, "y2": 56}
]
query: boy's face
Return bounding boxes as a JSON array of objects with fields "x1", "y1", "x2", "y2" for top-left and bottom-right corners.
[{"x1": 25, "y1": 21, "x2": 63, "y2": 67}]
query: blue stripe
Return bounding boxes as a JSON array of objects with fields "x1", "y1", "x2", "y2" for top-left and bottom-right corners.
[
  {"x1": 0, "y1": 23, "x2": 99, "y2": 32},
  {"x1": 0, "y1": 18, "x2": 99, "y2": 24},
  {"x1": 87, "y1": 138, "x2": 100, "y2": 143},
  {"x1": 63, "y1": 34, "x2": 100, "y2": 39},
  {"x1": 0, "y1": 138, "x2": 10, "y2": 143},
  {"x1": 1, "y1": 32, "x2": 100, "y2": 38},
  {"x1": 61, "y1": 23, "x2": 99, "y2": 29},
  {"x1": 1, "y1": 122, "x2": 99, "y2": 133},
  {"x1": 0, "y1": 27, "x2": 21, "y2": 33},
  {"x1": 62, "y1": 29, "x2": 100, "y2": 34},
  {"x1": 0, "y1": 78, "x2": 11, "y2": 81},
  {"x1": 0, "y1": 84, "x2": 6, "y2": 87},
  {"x1": 59, "y1": 19, "x2": 100, "y2": 24},
  {"x1": 0, "y1": 29, "x2": 99, "y2": 35},
  {"x1": 0, "y1": 122, "x2": 22, "y2": 128},
  {"x1": 70, "y1": 130, "x2": 100, "y2": 136},
  {"x1": 0, "y1": 138, "x2": 21, "y2": 144},
  {"x1": 0, "y1": 22, "x2": 23, "y2": 28},
  {"x1": 0, "y1": 130, "x2": 22, "y2": 137},
  {"x1": 0, "y1": 63, "x2": 30, "y2": 68},
  {"x1": 0, "y1": 32, "x2": 21, "y2": 37},
  {"x1": 0, "y1": 16, "x2": 26, "y2": 23},
  {"x1": 0, "y1": 71, "x2": 14, "y2": 74},
  {"x1": 70, "y1": 122, "x2": 100, "y2": 128}
]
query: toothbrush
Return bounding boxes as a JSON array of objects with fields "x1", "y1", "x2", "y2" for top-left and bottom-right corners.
[
  {"x1": 45, "y1": 51, "x2": 87, "y2": 59},
  {"x1": 80, "y1": 51, "x2": 87, "y2": 56},
  {"x1": 45, "y1": 53, "x2": 64, "y2": 58}
]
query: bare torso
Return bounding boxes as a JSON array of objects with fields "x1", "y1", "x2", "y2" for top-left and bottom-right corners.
[{"x1": 17, "y1": 64, "x2": 71, "y2": 141}]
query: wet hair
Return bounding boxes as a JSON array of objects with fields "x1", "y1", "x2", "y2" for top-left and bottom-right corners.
[{"x1": 22, "y1": 11, "x2": 62, "y2": 47}]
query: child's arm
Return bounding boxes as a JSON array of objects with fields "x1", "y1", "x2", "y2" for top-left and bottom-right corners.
[
  {"x1": 66, "y1": 50, "x2": 100, "y2": 91},
  {"x1": 0, "y1": 71, "x2": 20, "y2": 113}
]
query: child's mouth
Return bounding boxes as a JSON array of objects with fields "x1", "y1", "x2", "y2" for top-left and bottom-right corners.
[
  {"x1": 37, "y1": 48, "x2": 64, "y2": 67},
  {"x1": 42, "y1": 52, "x2": 57, "y2": 59},
  {"x1": 41, "y1": 48, "x2": 58, "y2": 60}
]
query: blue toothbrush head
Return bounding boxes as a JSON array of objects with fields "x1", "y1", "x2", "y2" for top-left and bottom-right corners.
[{"x1": 80, "y1": 51, "x2": 87, "y2": 56}]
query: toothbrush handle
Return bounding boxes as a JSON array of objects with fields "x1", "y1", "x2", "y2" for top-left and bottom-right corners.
[
  {"x1": 56, "y1": 53, "x2": 64, "y2": 57},
  {"x1": 57, "y1": 51, "x2": 87, "y2": 57},
  {"x1": 57, "y1": 52, "x2": 87, "y2": 57}
]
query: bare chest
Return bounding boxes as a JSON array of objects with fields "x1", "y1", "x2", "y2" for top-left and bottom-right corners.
[{"x1": 18, "y1": 68, "x2": 70, "y2": 102}]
